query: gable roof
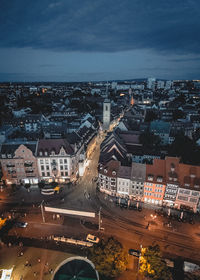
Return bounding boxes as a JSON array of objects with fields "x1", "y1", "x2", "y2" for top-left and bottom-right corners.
[
  {"x1": 36, "y1": 138, "x2": 74, "y2": 156},
  {"x1": 1, "y1": 141, "x2": 37, "y2": 157}
]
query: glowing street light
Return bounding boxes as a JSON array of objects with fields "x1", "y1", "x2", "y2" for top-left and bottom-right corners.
[{"x1": 150, "y1": 214, "x2": 157, "y2": 220}]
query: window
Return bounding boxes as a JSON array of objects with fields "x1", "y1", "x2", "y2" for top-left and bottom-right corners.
[
  {"x1": 177, "y1": 195, "x2": 188, "y2": 201},
  {"x1": 65, "y1": 171, "x2": 68, "y2": 176},
  {"x1": 192, "y1": 191, "x2": 199, "y2": 197},
  {"x1": 40, "y1": 159, "x2": 44, "y2": 164},
  {"x1": 60, "y1": 165, "x2": 63, "y2": 170},
  {"x1": 47, "y1": 172, "x2": 50, "y2": 176},
  {"x1": 60, "y1": 159, "x2": 63, "y2": 164},
  {"x1": 105, "y1": 105, "x2": 108, "y2": 111},
  {"x1": 64, "y1": 165, "x2": 68, "y2": 170},
  {"x1": 42, "y1": 172, "x2": 45, "y2": 176},
  {"x1": 41, "y1": 165, "x2": 44, "y2": 170},
  {"x1": 64, "y1": 159, "x2": 67, "y2": 164},
  {"x1": 61, "y1": 172, "x2": 64, "y2": 176},
  {"x1": 190, "y1": 198, "x2": 197, "y2": 203},
  {"x1": 46, "y1": 165, "x2": 49, "y2": 170},
  {"x1": 39, "y1": 151, "x2": 43, "y2": 156}
]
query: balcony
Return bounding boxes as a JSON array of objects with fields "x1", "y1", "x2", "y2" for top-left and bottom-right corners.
[
  {"x1": 25, "y1": 170, "x2": 34, "y2": 174},
  {"x1": 24, "y1": 162, "x2": 33, "y2": 167}
]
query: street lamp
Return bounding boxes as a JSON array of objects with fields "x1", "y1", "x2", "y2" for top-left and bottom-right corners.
[
  {"x1": 40, "y1": 200, "x2": 45, "y2": 223},
  {"x1": 150, "y1": 214, "x2": 157, "y2": 220},
  {"x1": 98, "y1": 207, "x2": 103, "y2": 231}
]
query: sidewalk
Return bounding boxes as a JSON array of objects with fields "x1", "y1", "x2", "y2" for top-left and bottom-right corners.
[
  {"x1": 96, "y1": 191, "x2": 196, "y2": 238},
  {"x1": 0, "y1": 183, "x2": 74, "y2": 205},
  {"x1": 0, "y1": 245, "x2": 74, "y2": 280}
]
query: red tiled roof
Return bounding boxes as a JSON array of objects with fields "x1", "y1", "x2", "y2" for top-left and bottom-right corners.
[
  {"x1": 99, "y1": 160, "x2": 120, "y2": 178},
  {"x1": 179, "y1": 163, "x2": 200, "y2": 190},
  {"x1": 146, "y1": 159, "x2": 166, "y2": 183},
  {"x1": 165, "y1": 157, "x2": 180, "y2": 182}
]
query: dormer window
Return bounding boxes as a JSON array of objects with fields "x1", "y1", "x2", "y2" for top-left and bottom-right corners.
[
  {"x1": 157, "y1": 176, "x2": 163, "y2": 182},
  {"x1": 39, "y1": 151, "x2": 43, "y2": 156},
  {"x1": 148, "y1": 174, "x2": 153, "y2": 181},
  {"x1": 51, "y1": 151, "x2": 55, "y2": 156},
  {"x1": 104, "y1": 169, "x2": 108, "y2": 174},
  {"x1": 170, "y1": 163, "x2": 175, "y2": 172},
  {"x1": 45, "y1": 151, "x2": 48, "y2": 156},
  {"x1": 112, "y1": 171, "x2": 116, "y2": 176}
]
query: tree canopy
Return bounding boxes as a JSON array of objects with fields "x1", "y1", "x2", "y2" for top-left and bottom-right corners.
[
  {"x1": 139, "y1": 245, "x2": 172, "y2": 280},
  {"x1": 139, "y1": 132, "x2": 161, "y2": 149},
  {"x1": 87, "y1": 236, "x2": 128, "y2": 279},
  {"x1": 169, "y1": 134, "x2": 200, "y2": 165}
]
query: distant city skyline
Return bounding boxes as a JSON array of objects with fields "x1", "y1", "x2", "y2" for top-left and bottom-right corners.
[{"x1": 0, "y1": 0, "x2": 200, "y2": 82}]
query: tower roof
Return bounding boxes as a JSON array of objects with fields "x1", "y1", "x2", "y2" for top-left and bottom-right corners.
[{"x1": 53, "y1": 257, "x2": 99, "y2": 280}]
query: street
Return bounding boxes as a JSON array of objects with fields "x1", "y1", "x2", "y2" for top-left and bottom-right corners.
[{"x1": 1, "y1": 133, "x2": 200, "y2": 279}]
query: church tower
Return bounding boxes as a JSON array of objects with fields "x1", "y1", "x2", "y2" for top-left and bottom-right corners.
[{"x1": 103, "y1": 98, "x2": 111, "y2": 131}]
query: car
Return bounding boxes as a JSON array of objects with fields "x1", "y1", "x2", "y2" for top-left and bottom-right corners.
[
  {"x1": 86, "y1": 234, "x2": 99, "y2": 243},
  {"x1": 15, "y1": 222, "x2": 28, "y2": 228},
  {"x1": 128, "y1": 249, "x2": 140, "y2": 257}
]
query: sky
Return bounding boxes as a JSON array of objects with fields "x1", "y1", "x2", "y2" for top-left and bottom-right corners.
[{"x1": 0, "y1": 0, "x2": 200, "y2": 82}]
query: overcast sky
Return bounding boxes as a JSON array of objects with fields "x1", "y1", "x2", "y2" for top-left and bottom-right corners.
[{"x1": 0, "y1": 0, "x2": 200, "y2": 82}]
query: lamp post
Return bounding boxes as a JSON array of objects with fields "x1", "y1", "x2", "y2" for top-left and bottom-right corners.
[
  {"x1": 137, "y1": 244, "x2": 142, "y2": 280},
  {"x1": 40, "y1": 200, "x2": 45, "y2": 223},
  {"x1": 98, "y1": 207, "x2": 102, "y2": 231}
]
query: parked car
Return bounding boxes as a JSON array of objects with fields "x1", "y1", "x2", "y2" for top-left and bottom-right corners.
[
  {"x1": 86, "y1": 234, "x2": 99, "y2": 243},
  {"x1": 15, "y1": 222, "x2": 28, "y2": 228},
  {"x1": 128, "y1": 249, "x2": 140, "y2": 257}
]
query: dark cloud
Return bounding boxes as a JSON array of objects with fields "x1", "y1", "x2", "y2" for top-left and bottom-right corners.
[{"x1": 0, "y1": 0, "x2": 200, "y2": 54}]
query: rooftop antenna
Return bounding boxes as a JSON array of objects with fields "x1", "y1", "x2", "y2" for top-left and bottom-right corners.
[{"x1": 106, "y1": 81, "x2": 109, "y2": 98}]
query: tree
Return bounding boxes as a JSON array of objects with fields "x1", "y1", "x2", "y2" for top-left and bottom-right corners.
[
  {"x1": 24, "y1": 183, "x2": 31, "y2": 192},
  {"x1": 169, "y1": 134, "x2": 200, "y2": 165},
  {"x1": 139, "y1": 245, "x2": 172, "y2": 280},
  {"x1": 87, "y1": 236, "x2": 128, "y2": 279},
  {"x1": 38, "y1": 181, "x2": 46, "y2": 189},
  {"x1": 139, "y1": 132, "x2": 161, "y2": 149},
  {"x1": 172, "y1": 109, "x2": 185, "y2": 121},
  {"x1": 145, "y1": 110, "x2": 158, "y2": 122}
]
